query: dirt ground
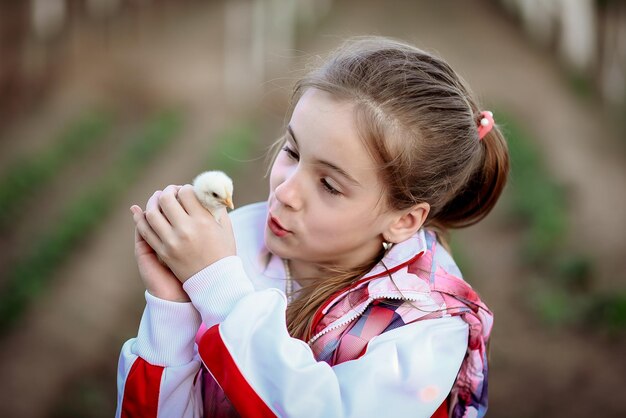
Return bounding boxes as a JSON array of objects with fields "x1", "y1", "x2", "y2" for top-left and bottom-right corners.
[{"x1": 0, "y1": 0, "x2": 625, "y2": 417}]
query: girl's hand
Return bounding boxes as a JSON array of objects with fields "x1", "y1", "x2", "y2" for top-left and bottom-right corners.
[
  {"x1": 130, "y1": 191, "x2": 190, "y2": 302},
  {"x1": 137, "y1": 184, "x2": 236, "y2": 283}
]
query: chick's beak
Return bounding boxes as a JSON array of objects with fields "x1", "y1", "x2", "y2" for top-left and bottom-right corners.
[{"x1": 222, "y1": 196, "x2": 234, "y2": 210}]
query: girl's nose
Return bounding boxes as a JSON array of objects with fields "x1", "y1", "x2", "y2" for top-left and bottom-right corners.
[{"x1": 274, "y1": 168, "x2": 303, "y2": 211}]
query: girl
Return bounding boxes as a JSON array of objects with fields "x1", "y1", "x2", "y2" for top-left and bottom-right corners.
[{"x1": 117, "y1": 36, "x2": 508, "y2": 418}]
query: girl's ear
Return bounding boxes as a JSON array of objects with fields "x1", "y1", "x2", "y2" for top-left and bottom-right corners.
[{"x1": 384, "y1": 203, "x2": 430, "y2": 244}]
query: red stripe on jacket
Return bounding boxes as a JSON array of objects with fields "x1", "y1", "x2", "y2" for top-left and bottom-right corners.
[
  {"x1": 199, "y1": 324, "x2": 277, "y2": 418},
  {"x1": 432, "y1": 399, "x2": 449, "y2": 418},
  {"x1": 121, "y1": 358, "x2": 164, "y2": 418}
]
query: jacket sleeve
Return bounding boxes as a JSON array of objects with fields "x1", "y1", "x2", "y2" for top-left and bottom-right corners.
[
  {"x1": 184, "y1": 256, "x2": 470, "y2": 418},
  {"x1": 116, "y1": 291, "x2": 204, "y2": 418}
]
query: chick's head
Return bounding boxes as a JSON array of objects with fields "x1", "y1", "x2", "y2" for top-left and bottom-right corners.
[{"x1": 192, "y1": 171, "x2": 234, "y2": 210}]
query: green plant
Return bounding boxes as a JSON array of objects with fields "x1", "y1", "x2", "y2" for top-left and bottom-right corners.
[
  {"x1": 202, "y1": 122, "x2": 257, "y2": 172},
  {"x1": 0, "y1": 111, "x2": 182, "y2": 336},
  {"x1": 495, "y1": 111, "x2": 626, "y2": 332},
  {"x1": 0, "y1": 112, "x2": 112, "y2": 228},
  {"x1": 528, "y1": 282, "x2": 573, "y2": 326},
  {"x1": 566, "y1": 70, "x2": 593, "y2": 100},
  {"x1": 585, "y1": 292, "x2": 626, "y2": 335},
  {"x1": 500, "y1": 113, "x2": 568, "y2": 263},
  {"x1": 553, "y1": 253, "x2": 593, "y2": 292}
]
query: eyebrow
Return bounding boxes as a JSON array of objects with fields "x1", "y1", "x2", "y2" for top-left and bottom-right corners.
[{"x1": 286, "y1": 125, "x2": 362, "y2": 187}]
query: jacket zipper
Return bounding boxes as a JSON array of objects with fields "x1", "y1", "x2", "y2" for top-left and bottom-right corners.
[
  {"x1": 308, "y1": 251, "x2": 425, "y2": 341},
  {"x1": 307, "y1": 292, "x2": 432, "y2": 345}
]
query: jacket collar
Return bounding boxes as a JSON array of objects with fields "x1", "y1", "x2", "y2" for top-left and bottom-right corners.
[
  {"x1": 361, "y1": 229, "x2": 428, "y2": 279},
  {"x1": 316, "y1": 231, "x2": 430, "y2": 321}
]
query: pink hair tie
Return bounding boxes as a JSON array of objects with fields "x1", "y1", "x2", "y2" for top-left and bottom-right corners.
[{"x1": 477, "y1": 110, "x2": 494, "y2": 141}]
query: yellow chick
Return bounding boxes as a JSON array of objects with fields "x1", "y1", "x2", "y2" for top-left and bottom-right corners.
[{"x1": 192, "y1": 171, "x2": 234, "y2": 223}]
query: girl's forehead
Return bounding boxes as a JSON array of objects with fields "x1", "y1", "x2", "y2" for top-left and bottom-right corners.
[
  {"x1": 290, "y1": 89, "x2": 379, "y2": 175},
  {"x1": 291, "y1": 89, "x2": 355, "y2": 129}
]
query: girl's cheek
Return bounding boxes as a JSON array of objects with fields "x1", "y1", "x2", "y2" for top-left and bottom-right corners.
[
  {"x1": 269, "y1": 161, "x2": 285, "y2": 191},
  {"x1": 271, "y1": 156, "x2": 296, "y2": 189}
]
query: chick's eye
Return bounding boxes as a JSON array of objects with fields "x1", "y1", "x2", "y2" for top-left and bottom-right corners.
[
  {"x1": 281, "y1": 145, "x2": 299, "y2": 161},
  {"x1": 211, "y1": 192, "x2": 218, "y2": 198}
]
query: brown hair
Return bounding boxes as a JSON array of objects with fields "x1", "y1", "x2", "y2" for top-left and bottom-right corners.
[{"x1": 270, "y1": 36, "x2": 509, "y2": 340}]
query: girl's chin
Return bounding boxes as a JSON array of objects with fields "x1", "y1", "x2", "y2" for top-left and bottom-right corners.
[{"x1": 263, "y1": 227, "x2": 289, "y2": 257}]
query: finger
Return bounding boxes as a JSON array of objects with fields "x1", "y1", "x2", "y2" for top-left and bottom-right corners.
[
  {"x1": 130, "y1": 204, "x2": 143, "y2": 226},
  {"x1": 134, "y1": 225, "x2": 144, "y2": 245},
  {"x1": 145, "y1": 190, "x2": 161, "y2": 212},
  {"x1": 134, "y1": 226, "x2": 152, "y2": 254},
  {"x1": 219, "y1": 207, "x2": 234, "y2": 234},
  {"x1": 212, "y1": 206, "x2": 232, "y2": 229},
  {"x1": 177, "y1": 184, "x2": 207, "y2": 216},
  {"x1": 159, "y1": 184, "x2": 188, "y2": 224},
  {"x1": 131, "y1": 213, "x2": 150, "y2": 247},
  {"x1": 130, "y1": 204, "x2": 142, "y2": 212},
  {"x1": 130, "y1": 204, "x2": 144, "y2": 226},
  {"x1": 145, "y1": 190, "x2": 173, "y2": 239},
  {"x1": 133, "y1": 206, "x2": 163, "y2": 252}
]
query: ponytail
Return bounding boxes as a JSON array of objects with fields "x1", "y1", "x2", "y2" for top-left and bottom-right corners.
[{"x1": 427, "y1": 121, "x2": 509, "y2": 233}]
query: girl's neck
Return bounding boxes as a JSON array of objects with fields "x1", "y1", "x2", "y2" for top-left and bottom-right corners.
[
  {"x1": 282, "y1": 241, "x2": 385, "y2": 286},
  {"x1": 285, "y1": 258, "x2": 329, "y2": 286}
]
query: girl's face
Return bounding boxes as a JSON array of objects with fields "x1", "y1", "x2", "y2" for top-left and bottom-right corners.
[{"x1": 265, "y1": 88, "x2": 393, "y2": 272}]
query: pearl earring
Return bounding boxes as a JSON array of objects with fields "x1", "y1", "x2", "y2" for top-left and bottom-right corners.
[{"x1": 382, "y1": 241, "x2": 393, "y2": 251}]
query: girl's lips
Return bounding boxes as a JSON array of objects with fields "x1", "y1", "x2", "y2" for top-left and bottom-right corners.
[{"x1": 268, "y1": 215, "x2": 291, "y2": 237}]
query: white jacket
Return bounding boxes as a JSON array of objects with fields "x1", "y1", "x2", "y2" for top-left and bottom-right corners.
[{"x1": 116, "y1": 202, "x2": 469, "y2": 417}]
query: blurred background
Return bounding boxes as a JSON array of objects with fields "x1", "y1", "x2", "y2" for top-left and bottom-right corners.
[{"x1": 0, "y1": 0, "x2": 625, "y2": 416}]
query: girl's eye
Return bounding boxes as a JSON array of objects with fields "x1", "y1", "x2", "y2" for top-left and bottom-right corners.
[
  {"x1": 281, "y1": 146, "x2": 299, "y2": 161},
  {"x1": 321, "y1": 178, "x2": 341, "y2": 196},
  {"x1": 281, "y1": 145, "x2": 340, "y2": 196}
]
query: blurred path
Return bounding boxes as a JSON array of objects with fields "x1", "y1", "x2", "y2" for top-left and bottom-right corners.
[{"x1": 0, "y1": 0, "x2": 624, "y2": 417}]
